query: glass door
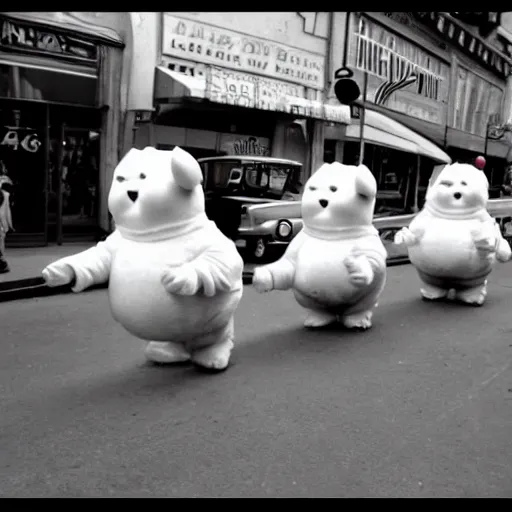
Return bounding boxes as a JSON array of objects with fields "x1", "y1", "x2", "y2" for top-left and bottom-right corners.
[{"x1": 48, "y1": 125, "x2": 100, "y2": 244}]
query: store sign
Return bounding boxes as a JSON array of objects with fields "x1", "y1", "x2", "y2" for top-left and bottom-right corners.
[
  {"x1": 162, "y1": 14, "x2": 325, "y2": 90},
  {"x1": 206, "y1": 67, "x2": 350, "y2": 124},
  {"x1": 351, "y1": 17, "x2": 450, "y2": 124},
  {"x1": 220, "y1": 134, "x2": 270, "y2": 156},
  {"x1": 0, "y1": 127, "x2": 41, "y2": 153},
  {"x1": 0, "y1": 18, "x2": 98, "y2": 64}
]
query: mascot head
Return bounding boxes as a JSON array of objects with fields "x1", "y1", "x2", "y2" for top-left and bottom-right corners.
[
  {"x1": 301, "y1": 162, "x2": 377, "y2": 231},
  {"x1": 426, "y1": 162, "x2": 489, "y2": 217},
  {"x1": 108, "y1": 146, "x2": 204, "y2": 233}
]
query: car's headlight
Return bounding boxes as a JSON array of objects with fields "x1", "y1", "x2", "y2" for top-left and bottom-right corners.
[{"x1": 276, "y1": 220, "x2": 292, "y2": 239}]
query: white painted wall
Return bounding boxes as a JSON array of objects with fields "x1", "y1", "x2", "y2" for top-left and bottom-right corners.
[{"x1": 128, "y1": 12, "x2": 159, "y2": 111}]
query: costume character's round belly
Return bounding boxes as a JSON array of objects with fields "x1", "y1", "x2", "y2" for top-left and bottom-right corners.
[
  {"x1": 293, "y1": 237, "x2": 380, "y2": 309},
  {"x1": 108, "y1": 248, "x2": 239, "y2": 342},
  {"x1": 408, "y1": 218, "x2": 494, "y2": 286}
]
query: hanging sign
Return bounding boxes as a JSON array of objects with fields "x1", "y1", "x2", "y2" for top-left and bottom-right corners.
[{"x1": 0, "y1": 17, "x2": 98, "y2": 64}]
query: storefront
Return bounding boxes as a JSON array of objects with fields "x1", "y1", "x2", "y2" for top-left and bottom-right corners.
[
  {"x1": 339, "y1": 12, "x2": 512, "y2": 195},
  {"x1": 134, "y1": 12, "x2": 351, "y2": 186},
  {"x1": 0, "y1": 13, "x2": 125, "y2": 247}
]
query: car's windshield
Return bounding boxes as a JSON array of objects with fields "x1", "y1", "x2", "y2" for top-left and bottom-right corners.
[{"x1": 202, "y1": 160, "x2": 299, "y2": 198}]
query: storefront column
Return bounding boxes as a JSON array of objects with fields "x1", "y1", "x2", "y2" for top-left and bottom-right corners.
[
  {"x1": 309, "y1": 120, "x2": 325, "y2": 176},
  {"x1": 271, "y1": 119, "x2": 308, "y2": 183},
  {"x1": 98, "y1": 45, "x2": 124, "y2": 234},
  {"x1": 502, "y1": 71, "x2": 512, "y2": 164}
]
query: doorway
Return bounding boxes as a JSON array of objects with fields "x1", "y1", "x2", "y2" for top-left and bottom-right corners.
[{"x1": 48, "y1": 125, "x2": 101, "y2": 244}]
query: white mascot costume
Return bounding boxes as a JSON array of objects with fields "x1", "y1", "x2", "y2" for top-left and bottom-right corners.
[
  {"x1": 252, "y1": 162, "x2": 387, "y2": 330},
  {"x1": 43, "y1": 147, "x2": 244, "y2": 371},
  {"x1": 394, "y1": 162, "x2": 511, "y2": 306}
]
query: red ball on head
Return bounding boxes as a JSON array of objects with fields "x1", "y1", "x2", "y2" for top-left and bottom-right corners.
[{"x1": 475, "y1": 156, "x2": 486, "y2": 170}]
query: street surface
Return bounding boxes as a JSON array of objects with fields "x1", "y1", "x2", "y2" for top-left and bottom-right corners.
[{"x1": 1, "y1": 263, "x2": 512, "y2": 498}]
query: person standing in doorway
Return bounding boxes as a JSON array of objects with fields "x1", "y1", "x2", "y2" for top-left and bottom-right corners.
[{"x1": 0, "y1": 163, "x2": 14, "y2": 274}]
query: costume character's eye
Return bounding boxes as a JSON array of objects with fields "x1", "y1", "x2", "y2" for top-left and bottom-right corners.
[
  {"x1": 461, "y1": 180, "x2": 467, "y2": 186},
  {"x1": 140, "y1": 173, "x2": 146, "y2": 179},
  {"x1": 309, "y1": 186, "x2": 317, "y2": 191},
  {"x1": 330, "y1": 186, "x2": 337, "y2": 192},
  {"x1": 116, "y1": 176, "x2": 126, "y2": 182},
  {"x1": 440, "y1": 180, "x2": 454, "y2": 187}
]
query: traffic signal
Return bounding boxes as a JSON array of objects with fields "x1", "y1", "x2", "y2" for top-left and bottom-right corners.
[{"x1": 333, "y1": 67, "x2": 361, "y2": 106}]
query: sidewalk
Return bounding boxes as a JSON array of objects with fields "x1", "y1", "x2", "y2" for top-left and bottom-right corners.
[
  {"x1": 0, "y1": 243, "x2": 95, "y2": 301},
  {"x1": 0, "y1": 242, "x2": 258, "y2": 302},
  {"x1": 0, "y1": 243, "x2": 94, "y2": 286}
]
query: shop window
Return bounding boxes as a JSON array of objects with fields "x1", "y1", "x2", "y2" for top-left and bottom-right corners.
[
  {"x1": 0, "y1": 64, "x2": 97, "y2": 106},
  {"x1": 324, "y1": 139, "x2": 336, "y2": 164},
  {"x1": 0, "y1": 101, "x2": 47, "y2": 234}
]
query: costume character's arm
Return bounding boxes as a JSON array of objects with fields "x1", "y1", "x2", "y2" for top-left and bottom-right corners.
[
  {"x1": 344, "y1": 242, "x2": 387, "y2": 288},
  {"x1": 42, "y1": 231, "x2": 121, "y2": 292},
  {"x1": 493, "y1": 221, "x2": 512, "y2": 262},
  {"x1": 470, "y1": 217, "x2": 504, "y2": 259},
  {"x1": 252, "y1": 231, "x2": 306, "y2": 293},
  {"x1": 394, "y1": 214, "x2": 427, "y2": 247},
  {"x1": 161, "y1": 238, "x2": 244, "y2": 297}
]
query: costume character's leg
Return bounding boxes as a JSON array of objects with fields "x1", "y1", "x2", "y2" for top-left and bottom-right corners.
[
  {"x1": 293, "y1": 290, "x2": 337, "y2": 328},
  {"x1": 420, "y1": 283, "x2": 450, "y2": 301},
  {"x1": 190, "y1": 316, "x2": 235, "y2": 371},
  {"x1": 340, "y1": 256, "x2": 386, "y2": 330},
  {"x1": 144, "y1": 341, "x2": 191, "y2": 364},
  {"x1": 454, "y1": 281, "x2": 487, "y2": 306}
]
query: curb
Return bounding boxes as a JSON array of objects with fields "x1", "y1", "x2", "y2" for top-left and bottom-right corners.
[{"x1": 0, "y1": 259, "x2": 409, "y2": 303}]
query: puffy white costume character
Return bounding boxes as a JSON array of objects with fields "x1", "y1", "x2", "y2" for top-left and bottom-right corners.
[
  {"x1": 42, "y1": 147, "x2": 244, "y2": 371},
  {"x1": 394, "y1": 162, "x2": 511, "y2": 306},
  {"x1": 252, "y1": 162, "x2": 387, "y2": 330}
]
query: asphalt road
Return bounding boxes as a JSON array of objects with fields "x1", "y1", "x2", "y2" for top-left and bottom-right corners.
[{"x1": 1, "y1": 263, "x2": 512, "y2": 498}]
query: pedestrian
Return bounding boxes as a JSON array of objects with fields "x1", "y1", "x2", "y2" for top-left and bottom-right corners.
[{"x1": 0, "y1": 173, "x2": 14, "y2": 274}]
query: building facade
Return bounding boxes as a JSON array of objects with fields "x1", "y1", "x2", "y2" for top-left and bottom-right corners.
[
  {"x1": 131, "y1": 12, "x2": 351, "y2": 187},
  {"x1": 327, "y1": 11, "x2": 512, "y2": 211},
  {"x1": 0, "y1": 12, "x2": 131, "y2": 247}
]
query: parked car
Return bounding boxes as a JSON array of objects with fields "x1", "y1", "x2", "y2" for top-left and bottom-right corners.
[{"x1": 198, "y1": 155, "x2": 303, "y2": 261}]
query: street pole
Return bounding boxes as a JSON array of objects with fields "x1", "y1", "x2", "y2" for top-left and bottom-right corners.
[{"x1": 359, "y1": 71, "x2": 368, "y2": 165}]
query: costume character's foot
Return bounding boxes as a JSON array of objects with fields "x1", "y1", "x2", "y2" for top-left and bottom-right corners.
[
  {"x1": 303, "y1": 310, "x2": 337, "y2": 328},
  {"x1": 144, "y1": 341, "x2": 191, "y2": 364},
  {"x1": 455, "y1": 282, "x2": 487, "y2": 306},
  {"x1": 191, "y1": 338, "x2": 234, "y2": 371},
  {"x1": 341, "y1": 310, "x2": 373, "y2": 330},
  {"x1": 420, "y1": 283, "x2": 448, "y2": 301}
]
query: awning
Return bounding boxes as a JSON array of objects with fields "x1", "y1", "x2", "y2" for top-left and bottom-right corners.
[
  {"x1": 154, "y1": 66, "x2": 351, "y2": 124},
  {"x1": 0, "y1": 53, "x2": 97, "y2": 79},
  {"x1": 345, "y1": 109, "x2": 452, "y2": 164},
  {"x1": 2, "y1": 12, "x2": 124, "y2": 47},
  {"x1": 154, "y1": 66, "x2": 207, "y2": 100}
]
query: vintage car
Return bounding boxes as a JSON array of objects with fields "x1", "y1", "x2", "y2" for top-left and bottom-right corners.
[{"x1": 198, "y1": 155, "x2": 303, "y2": 261}]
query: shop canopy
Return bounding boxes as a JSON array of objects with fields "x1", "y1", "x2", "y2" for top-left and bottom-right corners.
[
  {"x1": 345, "y1": 109, "x2": 452, "y2": 165},
  {"x1": 2, "y1": 12, "x2": 124, "y2": 47},
  {"x1": 154, "y1": 66, "x2": 351, "y2": 125}
]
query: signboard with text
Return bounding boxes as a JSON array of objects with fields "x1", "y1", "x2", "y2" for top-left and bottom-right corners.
[
  {"x1": 162, "y1": 13, "x2": 325, "y2": 90},
  {"x1": 205, "y1": 67, "x2": 350, "y2": 124},
  {"x1": 0, "y1": 16, "x2": 98, "y2": 65},
  {"x1": 348, "y1": 15, "x2": 450, "y2": 125},
  {"x1": 219, "y1": 134, "x2": 270, "y2": 156}
]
